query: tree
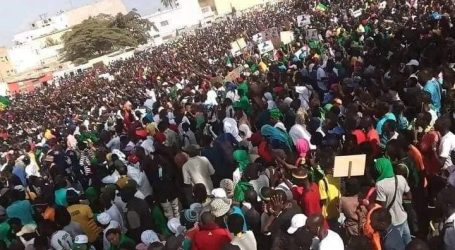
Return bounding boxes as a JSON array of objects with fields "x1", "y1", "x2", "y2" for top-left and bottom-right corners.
[
  {"x1": 61, "y1": 11, "x2": 151, "y2": 62},
  {"x1": 161, "y1": 0, "x2": 177, "y2": 8}
]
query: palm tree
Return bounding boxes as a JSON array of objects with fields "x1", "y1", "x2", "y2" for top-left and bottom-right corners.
[{"x1": 161, "y1": 0, "x2": 176, "y2": 8}]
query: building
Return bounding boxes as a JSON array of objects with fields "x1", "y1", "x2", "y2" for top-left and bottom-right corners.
[
  {"x1": 199, "y1": 0, "x2": 266, "y2": 16},
  {"x1": 0, "y1": 48, "x2": 15, "y2": 82},
  {"x1": 7, "y1": 0, "x2": 128, "y2": 74},
  {"x1": 144, "y1": 0, "x2": 208, "y2": 46}
]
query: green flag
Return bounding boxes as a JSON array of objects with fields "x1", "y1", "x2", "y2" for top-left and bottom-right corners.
[{"x1": 0, "y1": 96, "x2": 10, "y2": 111}]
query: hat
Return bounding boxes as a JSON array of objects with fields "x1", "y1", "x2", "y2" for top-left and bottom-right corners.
[
  {"x1": 16, "y1": 224, "x2": 36, "y2": 236},
  {"x1": 220, "y1": 179, "x2": 234, "y2": 197},
  {"x1": 189, "y1": 203, "x2": 203, "y2": 215},
  {"x1": 210, "y1": 198, "x2": 232, "y2": 217},
  {"x1": 96, "y1": 212, "x2": 112, "y2": 226},
  {"x1": 167, "y1": 218, "x2": 181, "y2": 235},
  {"x1": 74, "y1": 234, "x2": 89, "y2": 244},
  {"x1": 211, "y1": 188, "x2": 227, "y2": 198},
  {"x1": 141, "y1": 230, "x2": 159, "y2": 245},
  {"x1": 287, "y1": 214, "x2": 308, "y2": 234},
  {"x1": 13, "y1": 185, "x2": 25, "y2": 192},
  {"x1": 406, "y1": 59, "x2": 419, "y2": 67},
  {"x1": 180, "y1": 209, "x2": 198, "y2": 227}
]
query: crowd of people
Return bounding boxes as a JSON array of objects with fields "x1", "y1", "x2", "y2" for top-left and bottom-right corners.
[{"x1": 1, "y1": 0, "x2": 455, "y2": 249}]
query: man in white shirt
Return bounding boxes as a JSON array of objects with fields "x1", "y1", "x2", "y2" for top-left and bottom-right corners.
[
  {"x1": 227, "y1": 213, "x2": 257, "y2": 250},
  {"x1": 435, "y1": 117, "x2": 455, "y2": 170},
  {"x1": 306, "y1": 214, "x2": 344, "y2": 250},
  {"x1": 97, "y1": 212, "x2": 121, "y2": 250},
  {"x1": 182, "y1": 145, "x2": 215, "y2": 193}
]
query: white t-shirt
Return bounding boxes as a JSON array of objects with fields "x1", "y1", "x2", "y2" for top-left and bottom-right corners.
[
  {"x1": 289, "y1": 124, "x2": 316, "y2": 150},
  {"x1": 50, "y1": 230, "x2": 73, "y2": 250},
  {"x1": 182, "y1": 156, "x2": 215, "y2": 193},
  {"x1": 376, "y1": 175, "x2": 410, "y2": 225},
  {"x1": 249, "y1": 175, "x2": 269, "y2": 195},
  {"x1": 317, "y1": 67, "x2": 327, "y2": 91},
  {"x1": 439, "y1": 131, "x2": 455, "y2": 169},
  {"x1": 231, "y1": 231, "x2": 257, "y2": 250},
  {"x1": 319, "y1": 230, "x2": 344, "y2": 250}
]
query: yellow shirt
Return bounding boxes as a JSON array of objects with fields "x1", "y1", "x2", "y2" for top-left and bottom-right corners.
[
  {"x1": 318, "y1": 175, "x2": 341, "y2": 219},
  {"x1": 67, "y1": 204, "x2": 102, "y2": 242}
]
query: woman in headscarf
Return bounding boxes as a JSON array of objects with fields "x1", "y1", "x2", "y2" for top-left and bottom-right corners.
[
  {"x1": 232, "y1": 149, "x2": 251, "y2": 185},
  {"x1": 260, "y1": 124, "x2": 293, "y2": 151},
  {"x1": 263, "y1": 92, "x2": 277, "y2": 110},
  {"x1": 295, "y1": 138, "x2": 310, "y2": 167},
  {"x1": 223, "y1": 118, "x2": 242, "y2": 142}
]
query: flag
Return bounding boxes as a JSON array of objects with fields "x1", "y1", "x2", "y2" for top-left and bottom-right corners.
[
  {"x1": 0, "y1": 96, "x2": 10, "y2": 111},
  {"x1": 226, "y1": 56, "x2": 233, "y2": 67},
  {"x1": 316, "y1": 3, "x2": 328, "y2": 12}
]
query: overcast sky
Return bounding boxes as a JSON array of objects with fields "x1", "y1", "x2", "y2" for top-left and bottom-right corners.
[{"x1": 0, "y1": 0, "x2": 163, "y2": 47}]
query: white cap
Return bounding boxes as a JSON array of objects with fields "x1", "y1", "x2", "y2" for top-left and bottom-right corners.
[
  {"x1": 96, "y1": 212, "x2": 112, "y2": 226},
  {"x1": 406, "y1": 59, "x2": 419, "y2": 67},
  {"x1": 287, "y1": 214, "x2": 307, "y2": 234},
  {"x1": 167, "y1": 218, "x2": 181, "y2": 234},
  {"x1": 141, "y1": 230, "x2": 159, "y2": 245},
  {"x1": 211, "y1": 188, "x2": 227, "y2": 198},
  {"x1": 74, "y1": 234, "x2": 89, "y2": 244}
]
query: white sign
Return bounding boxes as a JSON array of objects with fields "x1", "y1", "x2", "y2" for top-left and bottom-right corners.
[
  {"x1": 280, "y1": 31, "x2": 294, "y2": 45},
  {"x1": 230, "y1": 38, "x2": 247, "y2": 53},
  {"x1": 258, "y1": 40, "x2": 274, "y2": 55},
  {"x1": 305, "y1": 29, "x2": 319, "y2": 41},
  {"x1": 230, "y1": 48, "x2": 242, "y2": 57},
  {"x1": 351, "y1": 9, "x2": 362, "y2": 18},
  {"x1": 252, "y1": 33, "x2": 264, "y2": 43},
  {"x1": 297, "y1": 14, "x2": 311, "y2": 27}
]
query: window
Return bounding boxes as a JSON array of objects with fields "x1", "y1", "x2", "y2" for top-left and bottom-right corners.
[{"x1": 160, "y1": 20, "x2": 169, "y2": 26}]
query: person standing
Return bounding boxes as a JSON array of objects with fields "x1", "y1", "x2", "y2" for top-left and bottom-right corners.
[{"x1": 182, "y1": 145, "x2": 215, "y2": 193}]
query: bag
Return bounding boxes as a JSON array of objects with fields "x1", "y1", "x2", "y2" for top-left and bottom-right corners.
[{"x1": 387, "y1": 175, "x2": 398, "y2": 211}]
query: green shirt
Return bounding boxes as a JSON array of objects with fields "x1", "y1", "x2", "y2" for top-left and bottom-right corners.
[
  {"x1": 110, "y1": 235, "x2": 135, "y2": 250},
  {"x1": 54, "y1": 188, "x2": 68, "y2": 207}
]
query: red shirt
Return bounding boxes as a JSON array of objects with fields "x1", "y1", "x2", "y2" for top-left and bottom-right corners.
[
  {"x1": 420, "y1": 131, "x2": 440, "y2": 175},
  {"x1": 352, "y1": 129, "x2": 367, "y2": 145},
  {"x1": 192, "y1": 224, "x2": 231, "y2": 250},
  {"x1": 291, "y1": 183, "x2": 322, "y2": 216},
  {"x1": 258, "y1": 141, "x2": 273, "y2": 163}
]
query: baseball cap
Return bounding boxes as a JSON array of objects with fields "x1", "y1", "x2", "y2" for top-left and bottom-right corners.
[
  {"x1": 406, "y1": 59, "x2": 419, "y2": 67},
  {"x1": 16, "y1": 224, "x2": 36, "y2": 236},
  {"x1": 287, "y1": 214, "x2": 308, "y2": 234},
  {"x1": 74, "y1": 234, "x2": 88, "y2": 244},
  {"x1": 141, "y1": 230, "x2": 159, "y2": 245}
]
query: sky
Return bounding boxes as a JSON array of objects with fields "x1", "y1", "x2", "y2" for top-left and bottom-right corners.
[{"x1": 0, "y1": 0, "x2": 163, "y2": 47}]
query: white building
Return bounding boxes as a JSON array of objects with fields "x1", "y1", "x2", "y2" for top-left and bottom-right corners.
[
  {"x1": 7, "y1": 0, "x2": 127, "y2": 74},
  {"x1": 144, "y1": 0, "x2": 213, "y2": 46}
]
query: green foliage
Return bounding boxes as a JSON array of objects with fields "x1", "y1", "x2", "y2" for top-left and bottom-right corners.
[
  {"x1": 44, "y1": 37, "x2": 59, "y2": 47},
  {"x1": 161, "y1": 0, "x2": 176, "y2": 8},
  {"x1": 62, "y1": 11, "x2": 151, "y2": 62}
]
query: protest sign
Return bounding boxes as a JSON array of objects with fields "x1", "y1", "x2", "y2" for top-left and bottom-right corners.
[
  {"x1": 236, "y1": 38, "x2": 247, "y2": 49},
  {"x1": 230, "y1": 41, "x2": 241, "y2": 53},
  {"x1": 297, "y1": 15, "x2": 311, "y2": 27},
  {"x1": 305, "y1": 29, "x2": 319, "y2": 41},
  {"x1": 230, "y1": 48, "x2": 242, "y2": 57},
  {"x1": 224, "y1": 65, "x2": 245, "y2": 82},
  {"x1": 280, "y1": 31, "x2": 294, "y2": 45},
  {"x1": 351, "y1": 9, "x2": 362, "y2": 18},
  {"x1": 333, "y1": 154, "x2": 366, "y2": 178},
  {"x1": 264, "y1": 27, "x2": 280, "y2": 41},
  {"x1": 294, "y1": 45, "x2": 309, "y2": 58},
  {"x1": 258, "y1": 40, "x2": 274, "y2": 54},
  {"x1": 230, "y1": 38, "x2": 247, "y2": 53},
  {"x1": 252, "y1": 33, "x2": 264, "y2": 43},
  {"x1": 315, "y1": 3, "x2": 327, "y2": 12}
]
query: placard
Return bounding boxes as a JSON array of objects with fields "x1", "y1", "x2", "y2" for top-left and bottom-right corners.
[
  {"x1": 280, "y1": 31, "x2": 294, "y2": 45},
  {"x1": 230, "y1": 38, "x2": 247, "y2": 53},
  {"x1": 333, "y1": 154, "x2": 366, "y2": 178},
  {"x1": 351, "y1": 9, "x2": 362, "y2": 18},
  {"x1": 297, "y1": 14, "x2": 311, "y2": 27},
  {"x1": 236, "y1": 38, "x2": 247, "y2": 49},
  {"x1": 305, "y1": 29, "x2": 319, "y2": 41},
  {"x1": 258, "y1": 40, "x2": 274, "y2": 54},
  {"x1": 252, "y1": 33, "x2": 264, "y2": 43},
  {"x1": 230, "y1": 48, "x2": 242, "y2": 57},
  {"x1": 264, "y1": 27, "x2": 280, "y2": 41},
  {"x1": 230, "y1": 41, "x2": 241, "y2": 53}
]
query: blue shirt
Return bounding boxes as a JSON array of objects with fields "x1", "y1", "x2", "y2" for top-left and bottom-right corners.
[
  {"x1": 382, "y1": 226, "x2": 405, "y2": 250},
  {"x1": 54, "y1": 188, "x2": 68, "y2": 207},
  {"x1": 230, "y1": 206, "x2": 248, "y2": 232},
  {"x1": 376, "y1": 113, "x2": 396, "y2": 135},
  {"x1": 424, "y1": 78, "x2": 441, "y2": 113},
  {"x1": 6, "y1": 200, "x2": 34, "y2": 225},
  {"x1": 12, "y1": 166, "x2": 26, "y2": 186}
]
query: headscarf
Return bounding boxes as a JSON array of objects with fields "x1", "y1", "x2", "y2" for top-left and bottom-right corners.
[
  {"x1": 233, "y1": 149, "x2": 250, "y2": 172},
  {"x1": 233, "y1": 181, "x2": 253, "y2": 202},
  {"x1": 375, "y1": 157, "x2": 395, "y2": 182},
  {"x1": 269, "y1": 108, "x2": 283, "y2": 121},
  {"x1": 223, "y1": 118, "x2": 241, "y2": 142},
  {"x1": 261, "y1": 125, "x2": 292, "y2": 149},
  {"x1": 146, "y1": 123, "x2": 157, "y2": 136},
  {"x1": 295, "y1": 138, "x2": 310, "y2": 158},
  {"x1": 239, "y1": 124, "x2": 252, "y2": 139}
]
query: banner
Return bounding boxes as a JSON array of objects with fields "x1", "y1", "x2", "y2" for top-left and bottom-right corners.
[
  {"x1": 264, "y1": 27, "x2": 280, "y2": 41},
  {"x1": 280, "y1": 31, "x2": 294, "y2": 45},
  {"x1": 297, "y1": 15, "x2": 311, "y2": 27},
  {"x1": 258, "y1": 40, "x2": 274, "y2": 54},
  {"x1": 305, "y1": 29, "x2": 319, "y2": 41}
]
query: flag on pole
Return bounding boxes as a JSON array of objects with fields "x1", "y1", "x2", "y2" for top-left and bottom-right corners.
[{"x1": 0, "y1": 96, "x2": 10, "y2": 111}]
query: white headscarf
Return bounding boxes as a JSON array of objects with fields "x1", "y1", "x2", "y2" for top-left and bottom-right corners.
[
  {"x1": 223, "y1": 118, "x2": 241, "y2": 142},
  {"x1": 239, "y1": 124, "x2": 252, "y2": 139},
  {"x1": 204, "y1": 90, "x2": 218, "y2": 106}
]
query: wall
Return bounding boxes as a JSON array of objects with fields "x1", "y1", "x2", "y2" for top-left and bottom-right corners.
[
  {"x1": 213, "y1": 0, "x2": 262, "y2": 15},
  {"x1": 0, "y1": 48, "x2": 15, "y2": 81},
  {"x1": 65, "y1": 0, "x2": 128, "y2": 27}
]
